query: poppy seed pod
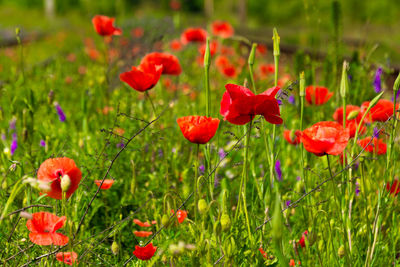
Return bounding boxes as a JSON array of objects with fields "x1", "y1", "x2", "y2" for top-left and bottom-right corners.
[
  {"x1": 111, "y1": 241, "x2": 119, "y2": 255},
  {"x1": 220, "y1": 214, "x2": 231, "y2": 231},
  {"x1": 60, "y1": 174, "x2": 71, "y2": 193},
  {"x1": 338, "y1": 245, "x2": 345, "y2": 258},
  {"x1": 198, "y1": 199, "x2": 208, "y2": 215}
]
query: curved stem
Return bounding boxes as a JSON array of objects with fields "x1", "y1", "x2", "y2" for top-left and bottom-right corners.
[{"x1": 145, "y1": 91, "x2": 157, "y2": 118}]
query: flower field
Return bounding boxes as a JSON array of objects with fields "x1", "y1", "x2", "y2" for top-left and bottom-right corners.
[{"x1": 0, "y1": 1, "x2": 400, "y2": 266}]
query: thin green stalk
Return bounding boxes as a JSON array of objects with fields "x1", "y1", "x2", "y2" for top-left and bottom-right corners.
[
  {"x1": 248, "y1": 43, "x2": 257, "y2": 93},
  {"x1": 145, "y1": 91, "x2": 157, "y2": 118},
  {"x1": 204, "y1": 38, "x2": 213, "y2": 199},
  {"x1": 386, "y1": 73, "x2": 400, "y2": 171},
  {"x1": 194, "y1": 144, "x2": 200, "y2": 222},
  {"x1": 235, "y1": 119, "x2": 253, "y2": 242}
]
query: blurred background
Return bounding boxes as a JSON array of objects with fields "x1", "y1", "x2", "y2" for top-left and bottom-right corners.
[{"x1": 1, "y1": 0, "x2": 399, "y2": 78}]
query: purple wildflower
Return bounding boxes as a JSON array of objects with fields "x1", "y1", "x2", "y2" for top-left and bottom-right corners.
[
  {"x1": 392, "y1": 89, "x2": 400, "y2": 102},
  {"x1": 288, "y1": 95, "x2": 295, "y2": 105},
  {"x1": 54, "y1": 102, "x2": 66, "y2": 122},
  {"x1": 158, "y1": 148, "x2": 164, "y2": 158},
  {"x1": 286, "y1": 200, "x2": 291, "y2": 207},
  {"x1": 10, "y1": 135, "x2": 17, "y2": 156},
  {"x1": 40, "y1": 140, "x2": 46, "y2": 147},
  {"x1": 355, "y1": 181, "x2": 360, "y2": 196},
  {"x1": 296, "y1": 176, "x2": 301, "y2": 181},
  {"x1": 373, "y1": 67, "x2": 382, "y2": 93},
  {"x1": 275, "y1": 160, "x2": 282, "y2": 181},
  {"x1": 277, "y1": 99, "x2": 283, "y2": 105},
  {"x1": 116, "y1": 142, "x2": 124, "y2": 148},
  {"x1": 373, "y1": 127, "x2": 380, "y2": 138},
  {"x1": 214, "y1": 174, "x2": 220, "y2": 188},
  {"x1": 218, "y1": 148, "x2": 226, "y2": 159},
  {"x1": 199, "y1": 164, "x2": 205, "y2": 174},
  {"x1": 1, "y1": 133, "x2": 6, "y2": 141},
  {"x1": 171, "y1": 147, "x2": 177, "y2": 153}
]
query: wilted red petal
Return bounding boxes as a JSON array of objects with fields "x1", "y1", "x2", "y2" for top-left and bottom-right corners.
[
  {"x1": 94, "y1": 179, "x2": 114, "y2": 190},
  {"x1": 133, "y1": 219, "x2": 151, "y2": 227}
]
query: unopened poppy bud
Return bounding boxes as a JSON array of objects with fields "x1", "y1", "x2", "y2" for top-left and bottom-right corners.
[
  {"x1": 48, "y1": 90, "x2": 54, "y2": 105},
  {"x1": 299, "y1": 72, "x2": 305, "y2": 97},
  {"x1": 15, "y1": 27, "x2": 20, "y2": 36},
  {"x1": 220, "y1": 214, "x2": 231, "y2": 231},
  {"x1": 198, "y1": 199, "x2": 208, "y2": 215},
  {"x1": 248, "y1": 43, "x2": 257, "y2": 66},
  {"x1": 272, "y1": 28, "x2": 280, "y2": 57},
  {"x1": 20, "y1": 211, "x2": 33, "y2": 220},
  {"x1": 346, "y1": 110, "x2": 359, "y2": 121},
  {"x1": 111, "y1": 241, "x2": 119, "y2": 255},
  {"x1": 161, "y1": 214, "x2": 169, "y2": 227},
  {"x1": 338, "y1": 245, "x2": 345, "y2": 258},
  {"x1": 38, "y1": 181, "x2": 51, "y2": 192},
  {"x1": 60, "y1": 174, "x2": 71, "y2": 192},
  {"x1": 204, "y1": 38, "x2": 211, "y2": 68},
  {"x1": 394, "y1": 72, "x2": 400, "y2": 93}
]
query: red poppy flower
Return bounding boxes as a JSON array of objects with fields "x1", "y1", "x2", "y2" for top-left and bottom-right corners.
[
  {"x1": 386, "y1": 180, "x2": 400, "y2": 196},
  {"x1": 92, "y1": 15, "x2": 122, "y2": 37},
  {"x1": 283, "y1": 129, "x2": 301, "y2": 145},
  {"x1": 258, "y1": 247, "x2": 267, "y2": 258},
  {"x1": 215, "y1": 55, "x2": 229, "y2": 68},
  {"x1": 299, "y1": 230, "x2": 308, "y2": 248},
  {"x1": 333, "y1": 105, "x2": 366, "y2": 138},
  {"x1": 181, "y1": 28, "x2": 207, "y2": 45},
  {"x1": 171, "y1": 209, "x2": 187, "y2": 223},
  {"x1": 26, "y1": 212, "x2": 68, "y2": 246},
  {"x1": 300, "y1": 121, "x2": 350, "y2": 156},
  {"x1": 177, "y1": 116, "x2": 220, "y2": 144},
  {"x1": 170, "y1": 39, "x2": 182, "y2": 51},
  {"x1": 132, "y1": 243, "x2": 157, "y2": 260},
  {"x1": 305, "y1": 86, "x2": 333, "y2": 105},
  {"x1": 120, "y1": 64, "x2": 163, "y2": 92},
  {"x1": 256, "y1": 44, "x2": 267, "y2": 55},
  {"x1": 133, "y1": 219, "x2": 151, "y2": 227},
  {"x1": 259, "y1": 63, "x2": 275, "y2": 78},
  {"x1": 289, "y1": 259, "x2": 296, "y2": 266},
  {"x1": 134, "y1": 231, "x2": 153, "y2": 237},
  {"x1": 357, "y1": 137, "x2": 387, "y2": 155},
  {"x1": 221, "y1": 64, "x2": 237, "y2": 78},
  {"x1": 360, "y1": 99, "x2": 396, "y2": 122},
  {"x1": 198, "y1": 40, "x2": 218, "y2": 57},
  {"x1": 131, "y1": 27, "x2": 144, "y2": 38},
  {"x1": 220, "y1": 84, "x2": 283, "y2": 125},
  {"x1": 37, "y1": 157, "x2": 82, "y2": 200},
  {"x1": 211, "y1": 21, "x2": 234, "y2": 38},
  {"x1": 140, "y1": 52, "x2": 181, "y2": 75},
  {"x1": 56, "y1": 252, "x2": 78, "y2": 266},
  {"x1": 94, "y1": 179, "x2": 114, "y2": 190}
]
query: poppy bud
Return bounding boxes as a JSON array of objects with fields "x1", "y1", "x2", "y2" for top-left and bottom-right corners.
[
  {"x1": 394, "y1": 72, "x2": 400, "y2": 93},
  {"x1": 338, "y1": 245, "x2": 345, "y2": 258},
  {"x1": 161, "y1": 214, "x2": 169, "y2": 227},
  {"x1": 220, "y1": 214, "x2": 231, "y2": 231},
  {"x1": 111, "y1": 241, "x2": 119, "y2": 255},
  {"x1": 346, "y1": 110, "x2": 359, "y2": 121},
  {"x1": 299, "y1": 72, "x2": 305, "y2": 97},
  {"x1": 198, "y1": 199, "x2": 208, "y2": 215},
  {"x1": 60, "y1": 174, "x2": 71, "y2": 192}
]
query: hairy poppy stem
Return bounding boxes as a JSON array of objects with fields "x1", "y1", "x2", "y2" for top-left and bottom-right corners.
[
  {"x1": 194, "y1": 144, "x2": 200, "y2": 222},
  {"x1": 235, "y1": 119, "x2": 253, "y2": 242},
  {"x1": 145, "y1": 91, "x2": 157, "y2": 118}
]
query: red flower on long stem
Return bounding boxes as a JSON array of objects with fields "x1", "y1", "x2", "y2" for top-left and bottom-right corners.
[
  {"x1": 305, "y1": 86, "x2": 333, "y2": 105},
  {"x1": 357, "y1": 137, "x2": 387, "y2": 155},
  {"x1": 181, "y1": 28, "x2": 207, "y2": 44},
  {"x1": 177, "y1": 116, "x2": 220, "y2": 144},
  {"x1": 300, "y1": 121, "x2": 350, "y2": 156},
  {"x1": 56, "y1": 252, "x2": 78, "y2": 266},
  {"x1": 220, "y1": 84, "x2": 283, "y2": 125},
  {"x1": 360, "y1": 99, "x2": 397, "y2": 122},
  {"x1": 299, "y1": 230, "x2": 309, "y2": 248},
  {"x1": 283, "y1": 129, "x2": 301, "y2": 145},
  {"x1": 94, "y1": 179, "x2": 114, "y2": 190},
  {"x1": 132, "y1": 243, "x2": 157, "y2": 260},
  {"x1": 92, "y1": 15, "x2": 122, "y2": 36},
  {"x1": 140, "y1": 52, "x2": 182, "y2": 75},
  {"x1": 333, "y1": 105, "x2": 366, "y2": 138},
  {"x1": 120, "y1": 64, "x2": 163, "y2": 92},
  {"x1": 211, "y1": 21, "x2": 234, "y2": 38},
  {"x1": 37, "y1": 157, "x2": 82, "y2": 200},
  {"x1": 26, "y1": 212, "x2": 69, "y2": 246}
]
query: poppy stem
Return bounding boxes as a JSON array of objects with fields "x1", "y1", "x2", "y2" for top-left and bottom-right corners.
[
  {"x1": 145, "y1": 91, "x2": 157, "y2": 118},
  {"x1": 194, "y1": 143, "x2": 200, "y2": 222},
  {"x1": 235, "y1": 119, "x2": 253, "y2": 242}
]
